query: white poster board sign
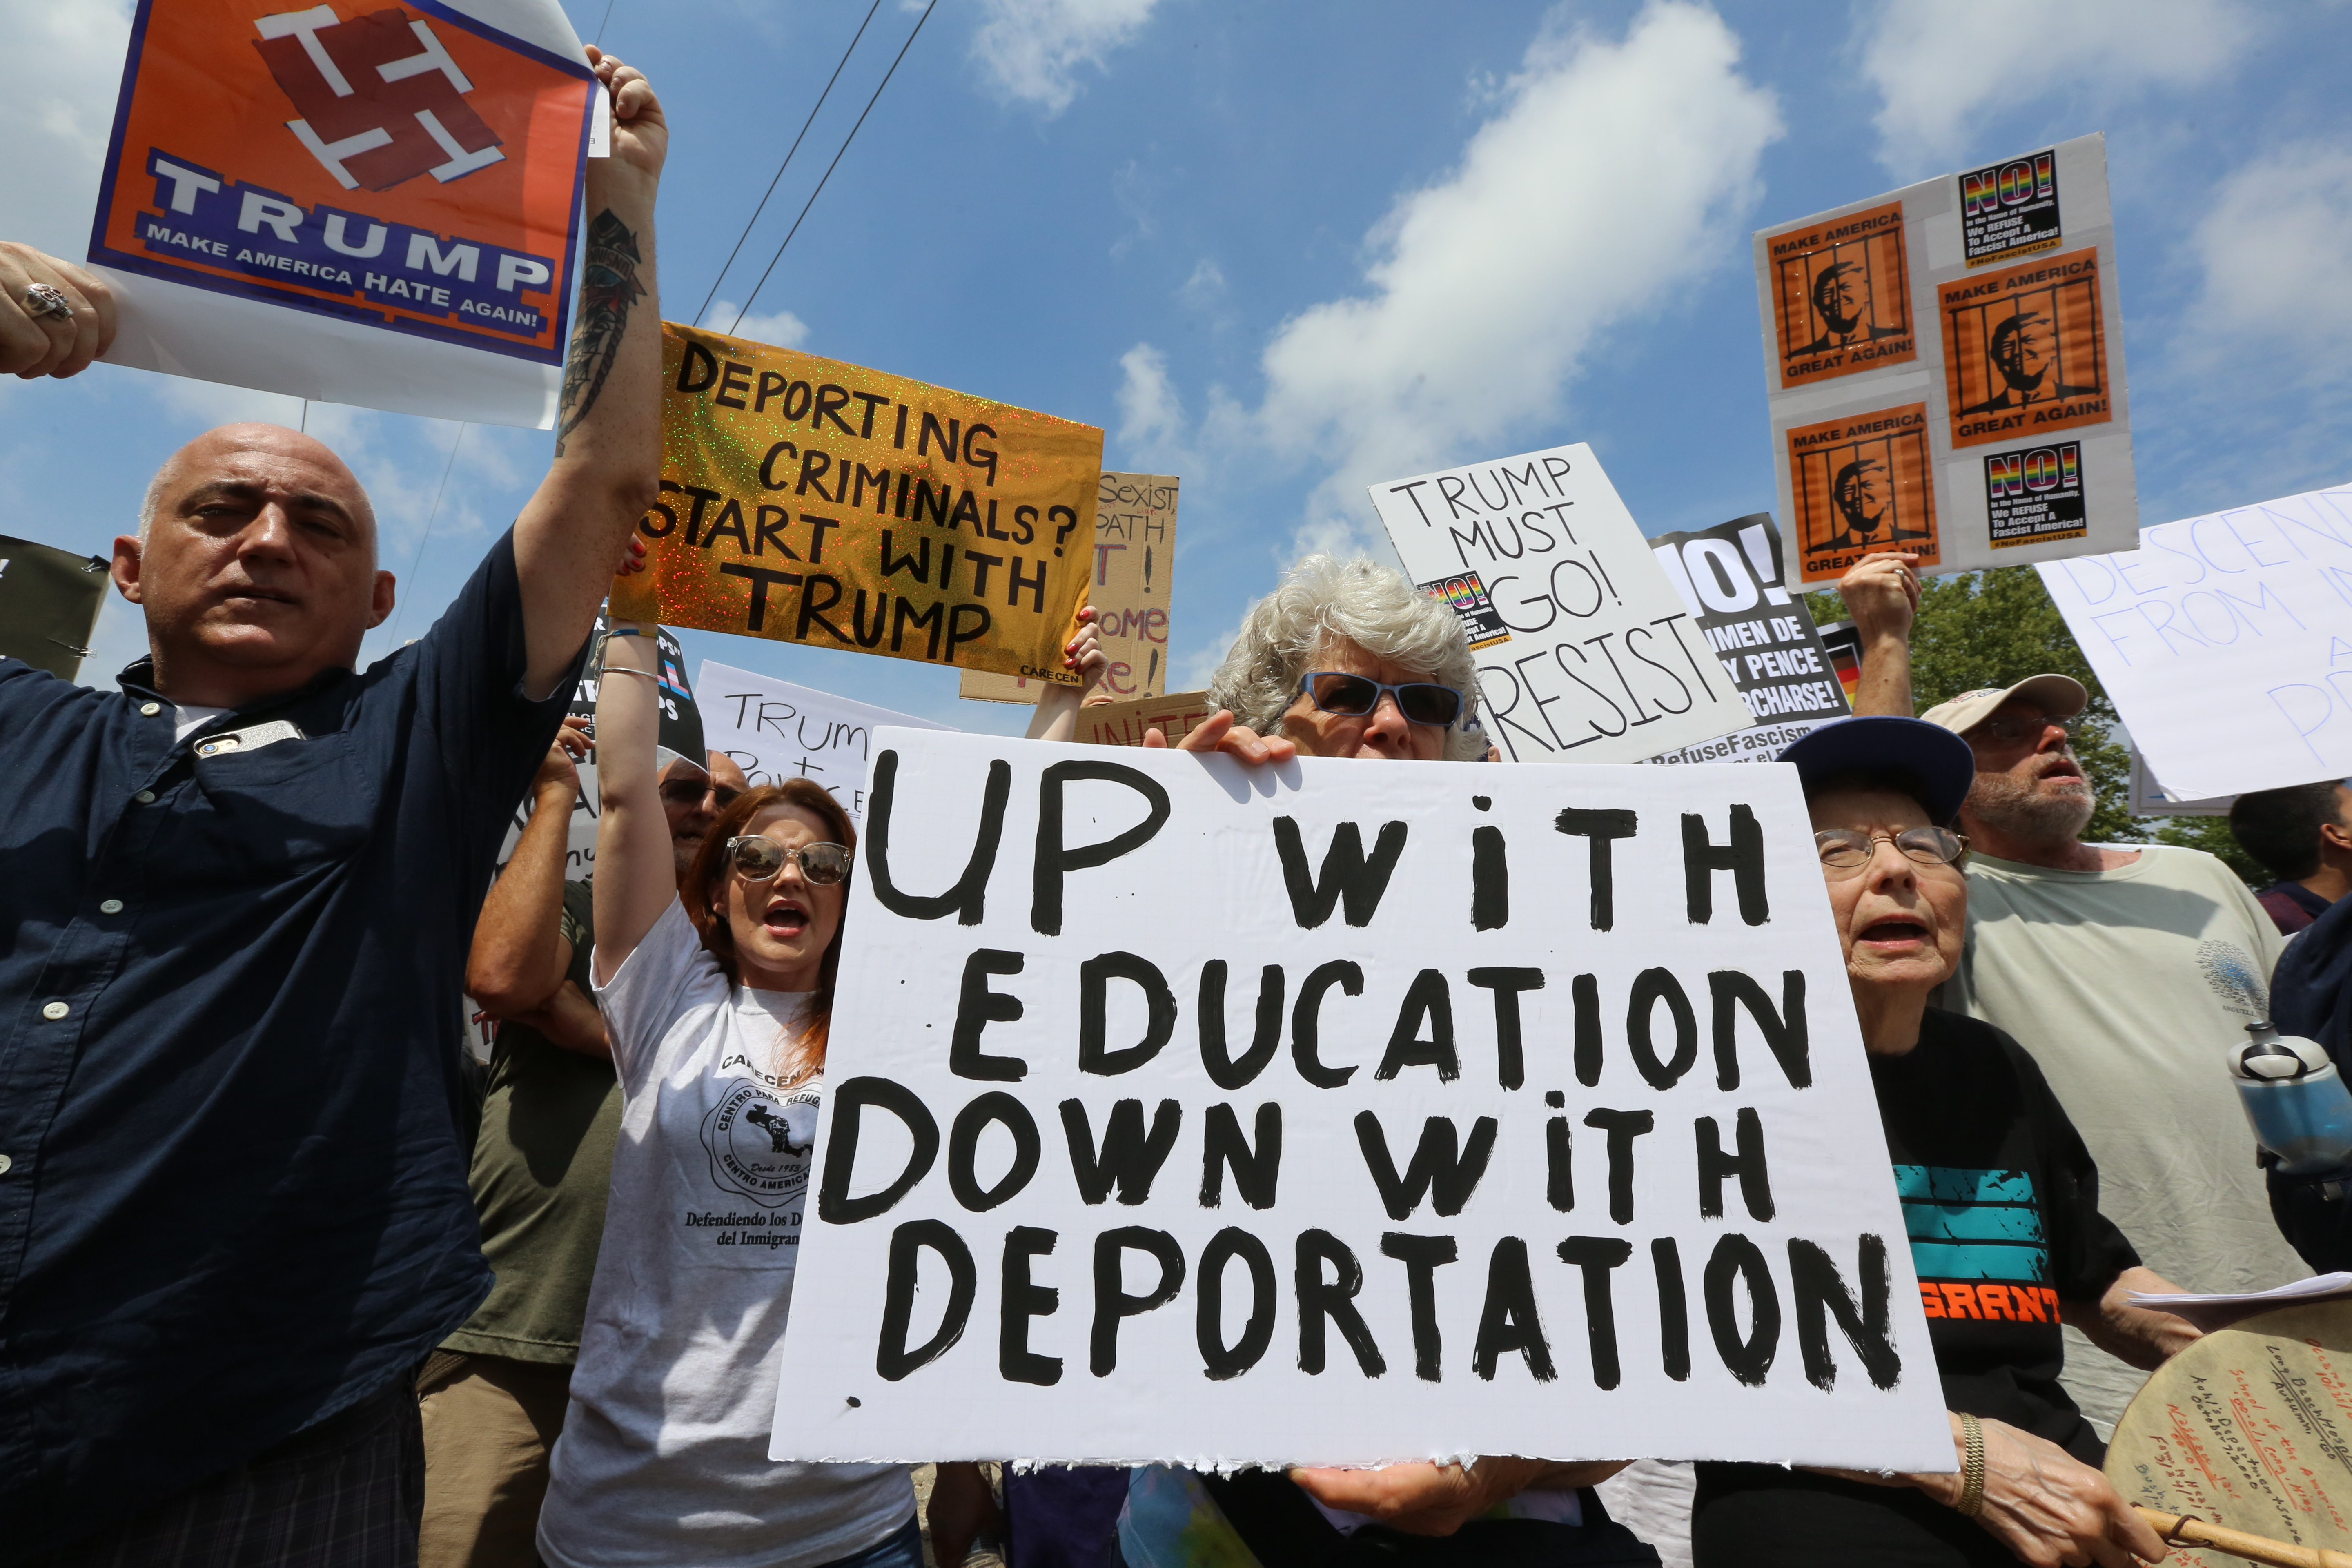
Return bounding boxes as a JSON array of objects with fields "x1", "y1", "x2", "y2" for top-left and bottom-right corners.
[
  {"x1": 697, "y1": 659, "x2": 950, "y2": 824},
  {"x1": 2038, "y1": 485, "x2": 2352, "y2": 800},
  {"x1": 1366, "y1": 445, "x2": 1755, "y2": 765},
  {"x1": 771, "y1": 731, "x2": 1950, "y2": 1470}
]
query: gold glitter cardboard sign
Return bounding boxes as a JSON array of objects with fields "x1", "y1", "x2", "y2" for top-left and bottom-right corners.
[{"x1": 612, "y1": 324, "x2": 1101, "y2": 683}]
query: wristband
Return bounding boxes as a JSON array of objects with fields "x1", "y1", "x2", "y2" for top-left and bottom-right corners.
[
  {"x1": 598, "y1": 664, "x2": 659, "y2": 682},
  {"x1": 1956, "y1": 1413, "x2": 1986, "y2": 1518},
  {"x1": 604, "y1": 626, "x2": 646, "y2": 637}
]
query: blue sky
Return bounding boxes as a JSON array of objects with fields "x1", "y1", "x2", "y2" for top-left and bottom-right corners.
[{"x1": 7, "y1": 0, "x2": 2348, "y2": 732}]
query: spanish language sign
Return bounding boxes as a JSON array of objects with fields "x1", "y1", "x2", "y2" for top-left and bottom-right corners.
[
  {"x1": 2038, "y1": 484, "x2": 2352, "y2": 800},
  {"x1": 90, "y1": 0, "x2": 597, "y2": 427},
  {"x1": 1366, "y1": 445, "x2": 1754, "y2": 765},
  {"x1": 1646, "y1": 515, "x2": 1851, "y2": 765},
  {"x1": 771, "y1": 732, "x2": 1951, "y2": 1470},
  {"x1": 1754, "y1": 134, "x2": 2139, "y2": 583},
  {"x1": 696, "y1": 659, "x2": 949, "y2": 825},
  {"x1": 965, "y1": 472, "x2": 1179, "y2": 706},
  {"x1": 1073, "y1": 690, "x2": 1213, "y2": 749},
  {"x1": 611, "y1": 325, "x2": 1102, "y2": 684}
]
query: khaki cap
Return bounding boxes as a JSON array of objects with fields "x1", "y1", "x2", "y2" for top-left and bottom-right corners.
[{"x1": 1918, "y1": 674, "x2": 2088, "y2": 736}]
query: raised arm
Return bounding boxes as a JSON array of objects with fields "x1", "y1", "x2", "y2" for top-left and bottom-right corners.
[
  {"x1": 468, "y1": 718, "x2": 590, "y2": 1013},
  {"x1": 514, "y1": 49, "x2": 669, "y2": 700},
  {"x1": 1026, "y1": 607, "x2": 1107, "y2": 742},
  {"x1": 1838, "y1": 552, "x2": 1920, "y2": 717},
  {"x1": 591, "y1": 622, "x2": 679, "y2": 985}
]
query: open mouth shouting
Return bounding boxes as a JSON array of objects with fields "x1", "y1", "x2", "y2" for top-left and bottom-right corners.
[
  {"x1": 762, "y1": 895, "x2": 811, "y2": 940},
  {"x1": 1855, "y1": 916, "x2": 1931, "y2": 952}
]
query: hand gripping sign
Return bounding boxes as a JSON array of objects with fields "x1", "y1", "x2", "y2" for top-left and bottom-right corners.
[
  {"x1": 89, "y1": 0, "x2": 597, "y2": 427},
  {"x1": 612, "y1": 325, "x2": 1102, "y2": 684},
  {"x1": 769, "y1": 732, "x2": 1953, "y2": 1471}
]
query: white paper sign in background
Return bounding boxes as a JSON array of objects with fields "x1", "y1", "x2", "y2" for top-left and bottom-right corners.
[
  {"x1": 1367, "y1": 445, "x2": 1756, "y2": 766},
  {"x1": 697, "y1": 660, "x2": 949, "y2": 825},
  {"x1": 2039, "y1": 485, "x2": 2352, "y2": 800},
  {"x1": 772, "y1": 732, "x2": 1949, "y2": 1470}
]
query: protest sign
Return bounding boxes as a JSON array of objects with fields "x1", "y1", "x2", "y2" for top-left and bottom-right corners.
[
  {"x1": 1645, "y1": 515, "x2": 1851, "y2": 765},
  {"x1": 1071, "y1": 690, "x2": 1213, "y2": 748},
  {"x1": 2038, "y1": 485, "x2": 2352, "y2": 800},
  {"x1": 2127, "y1": 751, "x2": 2235, "y2": 819},
  {"x1": 0, "y1": 535, "x2": 114, "y2": 681},
  {"x1": 89, "y1": 0, "x2": 598, "y2": 427},
  {"x1": 696, "y1": 659, "x2": 949, "y2": 824},
  {"x1": 1813, "y1": 621, "x2": 1865, "y2": 711},
  {"x1": 769, "y1": 731, "x2": 1951, "y2": 1470},
  {"x1": 1755, "y1": 134, "x2": 2140, "y2": 583},
  {"x1": 611, "y1": 326, "x2": 1101, "y2": 685},
  {"x1": 1366, "y1": 445, "x2": 1755, "y2": 765},
  {"x1": 965, "y1": 472, "x2": 1179, "y2": 706}
]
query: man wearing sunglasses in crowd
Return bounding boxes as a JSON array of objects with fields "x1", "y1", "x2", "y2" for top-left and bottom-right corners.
[
  {"x1": 422, "y1": 713, "x2": 750, "y2": 1567},
  {"x1": 1838, "y1": 559, "x2": 2305, "y2": 1440}
]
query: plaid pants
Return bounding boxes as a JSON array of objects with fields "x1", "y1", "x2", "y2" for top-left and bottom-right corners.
[{"x1": 29, "y1": 1377, "x2": 424, "y2": 1568}]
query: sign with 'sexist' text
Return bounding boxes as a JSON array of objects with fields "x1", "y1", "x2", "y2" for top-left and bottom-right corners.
[
  {"x1": 772, "y1": 733, "x2": 1950, "y2": 1470},
  {"x1": 2039, "y1": 484, "x2": 2352, "y2": 800},
  {"x1": 91, "y1": 0, "x2": 597, "y2": 427},
  {"x1": 964, "y1": 472, "x2": 1179, "y2": 706},
  {"x1": 1755, "y1": 133, "x2": 2140, "y2": 582},
  {"x1": 1366, "y1": 445, "x2": 1754, "y2": 765},
  {"x1": 613, "y1": 326, "x2": 1101, "y2": 684}
]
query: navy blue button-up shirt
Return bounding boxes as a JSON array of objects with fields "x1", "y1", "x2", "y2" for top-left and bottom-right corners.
[{"x1": 0, "y1": 531, "x2": 580, "y2": 1550}]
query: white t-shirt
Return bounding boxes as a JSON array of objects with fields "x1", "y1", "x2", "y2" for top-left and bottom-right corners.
[
  {"x1": 1944, "y1": 844, "x2": 2307, "y2": 1432},
  {"x1": 537, "y1": 898, "x2": 912, "y2": 1568}
]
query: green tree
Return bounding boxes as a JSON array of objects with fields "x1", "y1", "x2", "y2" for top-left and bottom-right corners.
[{"x1": 1800, "y1": 566, "x2": 2156, "y2": 848}]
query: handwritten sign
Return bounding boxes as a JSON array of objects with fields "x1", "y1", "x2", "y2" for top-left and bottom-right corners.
[
  {"x1": 771, "y1": 732, "x2": 1951, "y2": 1470},
  {"x1": 1072, "y1": 690, "x2": 1214, "y2": 749},
  {"x1": 1645, "y1": 515, "x2": 1851, "y2": 765},
  {"x1": 1755, "y1": 134, "x2": 2141, "y2": 582},
  {"x1": 965, "y1": 472, "x2": 1178, "y2": 706},
  {"x1": 2038, "y1": 485, "x2": 2352, "y2": 799},
  {"x1": 612, "y1": 325, "x2": 1101, "y2": 683},
  {"x1": 90, "y1": 0, "x2": 597, "y2": 427},
  {"x1": 1366, "y1": 445, "x2": 1754, "y2": 765},
  {"x1": 696, "y1": 659, "x2": 949, "y2": 824}
]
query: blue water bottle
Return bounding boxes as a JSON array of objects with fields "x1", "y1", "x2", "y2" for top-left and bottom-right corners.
[{"x1": 2230, "y1": 1020, "x2": 2352, "y2": 1176}]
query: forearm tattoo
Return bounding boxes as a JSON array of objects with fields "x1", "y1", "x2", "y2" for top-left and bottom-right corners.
[{"x1": 556, "y1": 209, "x2": 646, "y2": 455}]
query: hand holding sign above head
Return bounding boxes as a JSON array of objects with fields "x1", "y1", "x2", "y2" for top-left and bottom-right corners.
[
  {"x1": 0, "y1": 243, "x2": 116, "y2": 379},
  {"x1": 1836, "y1": 551, "x2": 1922, "y2": 718},
  {"x1": 583, "y1": 47, "x2": 668, "y2": 189}
]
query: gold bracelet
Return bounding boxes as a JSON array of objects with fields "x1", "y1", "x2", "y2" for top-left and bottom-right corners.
[
  {"x1": 598, "y1": 664, "x2": 659, "y2": 682},
  {"x1": 1957, "y1": 1412, "x2": 1987, "y2": 1518}
]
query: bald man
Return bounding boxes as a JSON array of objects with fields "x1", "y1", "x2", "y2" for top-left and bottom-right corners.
[{"x1": 0, "y1": 51, "x2": 669, "y2": 1566}]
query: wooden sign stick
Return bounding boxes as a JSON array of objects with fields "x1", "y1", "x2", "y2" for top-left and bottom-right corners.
[{"x1": 2137, "y1": 1507, "x2": 2352, "y2": 1568}]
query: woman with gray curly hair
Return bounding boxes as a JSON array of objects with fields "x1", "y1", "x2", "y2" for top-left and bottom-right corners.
[{"x1": 1148, "y1": 554, "x2": 1494, "y2": 762}]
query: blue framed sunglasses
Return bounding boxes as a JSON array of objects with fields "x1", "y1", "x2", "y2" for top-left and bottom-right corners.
[{"x1": 1296, "y1": 670, "x2": 1464, "y2": 728}]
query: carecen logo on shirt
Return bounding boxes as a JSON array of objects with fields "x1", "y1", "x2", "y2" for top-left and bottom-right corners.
[{"x1": 701, "y1": 1080, "x2": 816, "y2": 1209}]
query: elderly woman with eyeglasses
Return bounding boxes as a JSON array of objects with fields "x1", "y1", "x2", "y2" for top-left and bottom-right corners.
[{"x1": 1690, "y1": 717, "x2": 2198, "y2": 1568}]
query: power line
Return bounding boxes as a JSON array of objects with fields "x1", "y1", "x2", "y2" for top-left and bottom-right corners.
[
  {"x1": 382, "y1": 423, "x2": 468, "y2": 652},
  {"x1": 693, "y1": 0, "x2": 884, "y2": 330},
  {"x1": 729, "y1": 0, "x2": 938, "y2": 336},
  {"x1": 593, "y1": 0, "x2": 618, "y2": 45}
]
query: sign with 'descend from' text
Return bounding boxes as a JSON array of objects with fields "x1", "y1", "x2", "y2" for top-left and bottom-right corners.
[
  {"x1": 613, "y1": 326, "x2": 1101, "y2": 684},
  {"x1": 1755, "y1": 133, "x2": 2140, "y2": 583},
  {"x1": 771, "y1": 733, "x2": 1950, "y2": 1470},
  {"x1": 964, "y1": 472, "x2": 1179, "y2": 706},
  {"x1": 2039, "y1": 485, "x2": 2352, "y2": 800},
  {"x1": 1367, "y1": 445, "x2": 1755, "y2": 766},
  {"x1": 91, "y1": 0, "x2": 596, "y2": 426}
]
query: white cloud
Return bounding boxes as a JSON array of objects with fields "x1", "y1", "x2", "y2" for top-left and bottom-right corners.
[
  {"x1": 1176, "y1": 258, "x2": 1226, "y2": 311},
  {"x1": 970, "y1": 0, "x2": 1157, "y2": 115},
  {"x1": 702, "y1": 301, "x2": 811, "y2": 350},
  {"x1": 1169, "y1": 0, "x2": 1780, "y2": 559},
  {"x1": 2183, "y1": 144, "x2": 2352, "y2": 372},
  {"x1": 1857, "y1": 0, "x2": 2252, "y2": 174},
  {"x1": 0, "y1": 0, "x2": 134, "y2": 256}
]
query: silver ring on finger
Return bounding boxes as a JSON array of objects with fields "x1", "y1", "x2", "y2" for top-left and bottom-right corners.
[{"x1": 23, "y1": 283, "x2": 74, "y2": 322}]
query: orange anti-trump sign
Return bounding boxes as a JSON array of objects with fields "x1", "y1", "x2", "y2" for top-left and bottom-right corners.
[{"x1": 91, "y1": 0, "x2": 595, "y2": 425}]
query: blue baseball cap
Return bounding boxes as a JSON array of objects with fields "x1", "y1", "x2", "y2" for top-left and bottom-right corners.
[{"x1": 1777, "y1": 716, "x2": 1978, "y2": 825}]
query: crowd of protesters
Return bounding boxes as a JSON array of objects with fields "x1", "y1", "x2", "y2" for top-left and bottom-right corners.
[{"x1": 1, "y1": 48, "x2": 2342, "y2": 1568}]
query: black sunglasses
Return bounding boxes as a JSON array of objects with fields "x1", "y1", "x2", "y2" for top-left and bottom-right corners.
[
  {"x1": 661, "y1": 777, "x2": 744, "y2": 811},
  {"x1": 1296, "y1": 670, "x2": 1463, "y2": 728},
  {"x1": 728, "y1": 835, "x2": 852, "y2": 886}
]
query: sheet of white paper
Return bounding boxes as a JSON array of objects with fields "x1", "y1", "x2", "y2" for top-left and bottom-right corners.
[
  {"x1": 771, "y1": 733, "x2": 1951, "y2": 1471},
  {"x1": 2129, "y1": 1274, "x2": 2352, "y2": 1332},
  {"x1": 1365, "y1": 445, "x2": 1756, "y2": 765},
  {"x1": 2038, "y1": 485, "x2": 2352, "y2": 799},
  {"x1": 588, "y1": 75, "x2": 611, "y2": 157},
  {"x1": 695, "y1": 660, "x2": 949, "y2": 825}
]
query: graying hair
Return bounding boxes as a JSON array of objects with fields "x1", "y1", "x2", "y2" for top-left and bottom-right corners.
[
  {"x1": 1206, "y1": 554, "x2": 1483, "y2": 757},
  {"x1": 136, "y1": 466, "x2": 170, "y2": 543}
]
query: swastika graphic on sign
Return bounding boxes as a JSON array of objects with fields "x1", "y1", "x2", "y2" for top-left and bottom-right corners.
[{"x1": 252, "y1": 5, "x2": 504, "y2": 192}]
